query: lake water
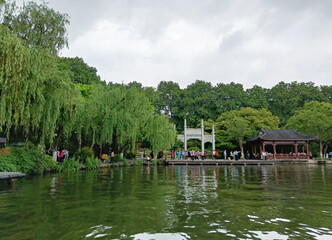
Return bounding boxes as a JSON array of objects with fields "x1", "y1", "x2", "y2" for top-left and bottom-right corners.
[{"x1": 1, "y1": 164, "x2": 332, "y2": 240}]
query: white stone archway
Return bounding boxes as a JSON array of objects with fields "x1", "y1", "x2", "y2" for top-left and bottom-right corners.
[{"x1": 177, "y1": 119, "x2": 215, "y2": 152}]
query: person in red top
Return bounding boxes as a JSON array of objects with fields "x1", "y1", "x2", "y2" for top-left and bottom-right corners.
[
  {"x1": 170, "y1": 151, "x2": 174, "y2": 159},
  {"x1": 60, "y1": 150, "x2": 64, "y2": 163},
  {"x1": 215, "y1": 151, "x2": 218, "y2": 160}
]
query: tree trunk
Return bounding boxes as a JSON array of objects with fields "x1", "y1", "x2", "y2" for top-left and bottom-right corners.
[
  {"x1": 91, "y1": 131, "x2": 95, "y2": 149},
  {"x1": 121, "y1": 146, "x2": 125, "y2": 159},
  {"x1": 100, "y1": 138, "x2": 103, "y2": 160},
  {"x1": 53, "y1": 131, "x2": 62, "y2": 150},
  {"x1": 323, "y1": 143, "x2": 328, "y2": 159},
  {"x1": 319, "y1": 140, "x2": 323, "y2": 159},
  {"x1": 239, "y1": 139, "x2": 244, "y2": 159}
]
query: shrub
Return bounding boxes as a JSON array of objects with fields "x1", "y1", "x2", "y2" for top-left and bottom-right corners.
[
  {"x1": 0, "y1": 155, "x2": 17, "y2": 172},
  {"x1": 101, "y1": 154, "x2": 109, "y2": 161},
  {"x1": 125, "y1": 152, "x2": 136, "y2": 159},
  {"x1": 0, "y1": 143, "x2": 53, "y2": 174},
  {"x1": 121, "y1": 159, "x2": 130, "y2": 167},
  {"x1": 152, "y1": 159, "x2": 158, "y2": 165},
  {"x1": 62, "y1": 157, "x2": 81, "y2": 171},
  {"x1": 85, "y1": 156, "x2": 99, "y2": 170},
  {"x1": 135, "y1": 160, "x2": 143, "y2": 166},
  {"x1": 113, "y1": 153, "x2": 123, "y2": 162},
  {"x1": 74, "y1": 147, "x2": 94, "y2": 163}
]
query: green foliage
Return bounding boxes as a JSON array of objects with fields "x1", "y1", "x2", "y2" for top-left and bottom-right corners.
[
  {"x1": 214, "y1": 107, "x2": 279, "y2": 158},
  {"x1": 85, "y1": 156, "x2": 99, "y2": 170},
  {"x1": 151, "y1": 159, "x2": 158, "y2": 165},
  {"x1": 62, "y1": 157, "x2": 81, "y2": 171},
  {"x1": 188, "y1": 146, "x2": 200, "y2": 152},
  {"x1": 145, "y1": 114, "x2": 176, "y2": 157},
  {"x1": 267, "y1": 81, "x2": 327, "y2": 126},
  {"x1": 121, "y1": 159, "x2": 130, "y2": 167},
  {"x1": 75, "y1": 83, "x2": 93, "y2": 100},
  {"x1": 113, "y1": 154, "x2": 123, "y2": 162},
  {"x1": 134, "y1": 160, "x2": 143, "y2": 166},
  {"x1": 74, "y1": 147, "x2": 94, "y2": 163},
  {"x1": 2, "y1": 1, "x2": 69, "y2": 54},
  {"x1": 0, "y1": 24, "x2": 80, "y2": 146},
  {"x1": 125, "y1": 152, "x2": 136, "y2": 159},
  {"x1": 286, "y1": 101, "x2": 332, "y2": 158},
  {"x1": 0, "y1": 155, "x2": 18, "y2": 172},
  {"x1": 59, "y1": 57, "x2": 101, "y2": 84},
  {"x1": 0, "y1": 144, "x2": 54, "y2": 173},
  {"x1": 156, "y1": 81, "x2": 180, "y2": 118}
]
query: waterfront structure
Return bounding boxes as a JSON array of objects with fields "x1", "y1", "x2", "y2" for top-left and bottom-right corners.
[
  {"x1": 177, "y1": 119, "x2": 215, "y2": 152},
  {"x1": 246, "y1": 129, "x2": 317, "y2": 159}
]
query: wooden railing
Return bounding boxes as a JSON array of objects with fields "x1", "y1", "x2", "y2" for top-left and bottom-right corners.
[{"x1": 266, "y1": 154, "x2": 309, "y2": 160}]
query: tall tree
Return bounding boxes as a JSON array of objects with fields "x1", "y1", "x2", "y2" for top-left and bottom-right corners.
[
  {"x1": 267, "y1": 81, "x2": 327, "y2": 126},
  {"x1": 286, "y1": 101, "x2": 332, "y2": 159},
  {"x1": 145, "y1": 114, "x2": 176, "y2": 157},
  {"x1": 156, "y1": 81, "x2": 180, "y2": 119},
  {"x1": 0, "y1": 25, "x2": 78, "y2": 145},
  {"x1": 246, "y1": 85, "x2": 269, "y2": 109},
  {"x1": 214, "y1": 107, "x2": 280, "y2": 158},
  {"x1": 214, "y1": 82, "x2": 248, "y2": 115},
  {"x1": 175, "y1": 80, "x2": 217, "y2": 129},
  {"x1": 59, "y1": 57, "x2": 101, "y2": 84},
  {"x1": 320, "y1": 85, "x2": 332, "y2": 103},
  {"x1": 1, "y1": 1, "x2": 69, "y2": 55}
]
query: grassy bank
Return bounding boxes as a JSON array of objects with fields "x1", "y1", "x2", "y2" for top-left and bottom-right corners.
[{"x1": 0, "y1": 144, "x2": 100, "y2": 174}]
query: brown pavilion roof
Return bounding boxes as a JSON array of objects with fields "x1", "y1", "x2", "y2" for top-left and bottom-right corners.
[{"x1": 246, "y1": 129, "x2": 317, "y2": 142}]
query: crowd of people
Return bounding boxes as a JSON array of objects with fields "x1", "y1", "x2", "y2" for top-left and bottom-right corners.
[
  {"x1": 166, "y1": 149, "x2": 244, "y2": 161},
  {"x1": 48, "y1": 148, "x2": 69, "y2": 163}
]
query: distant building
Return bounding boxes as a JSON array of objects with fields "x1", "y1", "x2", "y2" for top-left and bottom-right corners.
[{"x1": 246, "y1": 129, "x2": 317, "y2": 159}]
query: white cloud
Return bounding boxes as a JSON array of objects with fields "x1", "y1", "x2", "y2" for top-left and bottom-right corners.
[{"x1": 43, "y1": 0, "x2": 332, "y2": 89}]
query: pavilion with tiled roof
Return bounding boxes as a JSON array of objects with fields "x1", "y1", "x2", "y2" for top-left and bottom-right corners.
[{"x1": 246, "y1": 129, "x2": 317, "y2": 159}]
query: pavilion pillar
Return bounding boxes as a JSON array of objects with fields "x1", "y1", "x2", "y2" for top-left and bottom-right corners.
[
  {"x1": 263, "y1": 143, "x2": 266, "y2": 152},
  {"x1": 273, "y1": 142, "x2": 276, "y2": 159},
  {"x1": 306, "y1": 142, "x2": 309, "y2": 154},
  {"x1": 295, "y1": 142, "x2": 298, "y2": 156}
]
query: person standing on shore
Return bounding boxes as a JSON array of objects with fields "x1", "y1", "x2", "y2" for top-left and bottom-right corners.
[
  {"x1": 224, "y1": 150, "x2": 227, "y2": 160},
  {"x1": 52, "y1": 149, "x2": 57, "y2": 163},
  {"x1": 234, "y1": 150, "x2": 238, "y2": 161}
]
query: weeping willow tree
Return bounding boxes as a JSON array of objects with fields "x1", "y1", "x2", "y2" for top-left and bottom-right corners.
[
  {"x1": 0, "y1": 25, "x2": 45, "y2": 140},
  {"x1": 113, "y1": 86, "x2": 154, "y2": 155},
  {"x1": 48, "y1": 68, "x2": 83, "y2": 149},
  {"x1": 1, "y1": 1, "x2": 69, "y2": 55},
  {"x1": 145, "y1": 114, "x2": 177, "y2": 157},
  {"x1": 74, "y1": 84, "x2": 121, "y2": 155},
  {"x1": 74, "y1": 85, "x2": 155, "y2": 157},
  {"x1": 0, "y1": 25, "x2": 79, "y2": 146}
]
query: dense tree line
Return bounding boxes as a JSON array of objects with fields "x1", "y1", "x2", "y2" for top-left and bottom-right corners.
[
  {"x1": 1, "y1": 1, "x2": 331, "y2": 159},
  {"x1": 137, "y1": 80, "x2": 331, "y2": 129}
]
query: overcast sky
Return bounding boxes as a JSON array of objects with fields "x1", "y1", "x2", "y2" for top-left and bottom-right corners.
[{"x1": 36, "y1": 0, "x2": 332, "y2": 89}]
